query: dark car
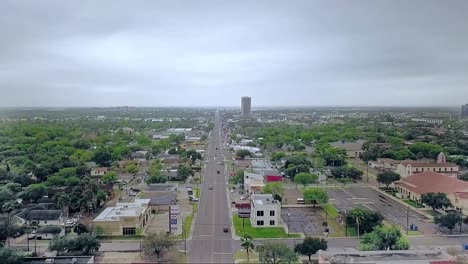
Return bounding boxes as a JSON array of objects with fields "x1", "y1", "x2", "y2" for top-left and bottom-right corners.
[{"x1": 223, "y1": 226, "x2": 229, "y2": 233}]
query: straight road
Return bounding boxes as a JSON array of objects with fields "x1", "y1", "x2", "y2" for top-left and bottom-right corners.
[{"x1": 188, "y1": 110, "x2": 233, "y2": 263}]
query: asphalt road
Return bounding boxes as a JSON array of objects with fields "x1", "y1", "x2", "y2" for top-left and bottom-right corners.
[{"x1": 188, "y1": 111, "x2": 233, "y2": 263}]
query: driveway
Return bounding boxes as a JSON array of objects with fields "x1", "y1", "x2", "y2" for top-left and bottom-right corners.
[{"x1": 282, "y1": 207, "x2": 327, "y2": 236}]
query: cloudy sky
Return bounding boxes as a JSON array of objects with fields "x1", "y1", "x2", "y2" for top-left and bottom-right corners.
[{"x1": 1, "y1": 0, "x2": 468, "y2": 107}]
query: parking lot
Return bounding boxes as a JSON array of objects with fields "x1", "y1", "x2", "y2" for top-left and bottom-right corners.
[
  {"x1": 282, "y1": 207, "x2": 327, "y2": 236},
  {"x1": 328, "y1": 186, "x2": 437, "y2": 234}
]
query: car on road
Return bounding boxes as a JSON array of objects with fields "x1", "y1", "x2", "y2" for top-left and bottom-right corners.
[
  {"x1": 223, "y1": 226, "x2": 229, "y2": 233},
  {"x1": 28, "y1": 231, "x2": 36, "y2": 240},
  {"x1": 208, "y1": 184, "x2": 213, "y2": 190}
]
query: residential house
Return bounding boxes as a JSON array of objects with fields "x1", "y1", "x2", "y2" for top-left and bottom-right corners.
[
  {"x1": 14, "y1": 209, "x2": 63, "y2": 226},
  {"x1": 394, "y1": 171, "x2": 468, "y2": 215},
  {"x1": 330, "y1": 140, "x2": 365, "y2": 158},
  {"x1": 92, "y1": 199, "x2": 151, "y2": 236},
  {"x1": 250, "y1": 194, "x2": 281, "y2": 228},
  {"x1": 35, "y1": 226, "x2": 65, "y2": 240}
]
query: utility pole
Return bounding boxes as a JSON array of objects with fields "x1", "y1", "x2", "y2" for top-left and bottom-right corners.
[
  {"x1": 460, "y1": 207, "x2": 463, "y2": 234},
  {"x1": 356, "y1": 217, "x2": 360, "y2": 240},
  {"x1": 344, "y1": 210, "x2": 348, "y2": 237},
  {"x1": 406, "y1": 206, "x2": 409, "y2": 235},
  {"x1": 366, "y1": 163, "x2": 369, "y2": 183},
  {"x1": 183, "y1": 217, "x2": 187, "y2": 254}
]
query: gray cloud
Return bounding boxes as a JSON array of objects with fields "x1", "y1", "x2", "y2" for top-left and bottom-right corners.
[{"x1": 1, "y1": 0, "x2": 468, "y2": 107}]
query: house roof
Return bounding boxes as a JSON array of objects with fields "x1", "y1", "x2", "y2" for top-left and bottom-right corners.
[
  {"x1": 141, "y1": 192, "x2": 177, "y2": 205},
  {"x1": 399, "y1": 161, "x2": 459, "y2": 168},
  {"x1": 395, "y1": 171, "x2": 468, "y2": 195},
  {"x1": 16, "y1": 209, "x2": 62, "y2": 221},
  {"x1": 330, "y1": 141, "x2": 364, "y2": 151},
  {"x1": 93, "y1": 167, "x2": 108, "y2": 172},
  {"x1": 37, "y1": 226, "x2": 62, "y2": 234}
]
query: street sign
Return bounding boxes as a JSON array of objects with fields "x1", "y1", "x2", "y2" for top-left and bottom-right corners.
[
  {"x1": 238, "y1": 208, "x2": 251, "y2": 218},
  {"x1": 170, "y1": 206, "x2": 180, "y2": 215},
  {"x1": 170, "y1": 218, "x2": 177, "y2": 225}
]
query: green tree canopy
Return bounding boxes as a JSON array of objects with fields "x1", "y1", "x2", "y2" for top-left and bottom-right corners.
[
  {"x1": 360, "y1": 225, "x2": 410, "y2": 251},
  {"x1": 346, "y1": 208, "x2": 384, "y2": 234},
  {"x1": 143, "y1": 232, "x2": 175, "y2": 260},
  {"x1": 263, "y1": 182, "x2": 285, "y2": 198},
  {"x1": 303, "y1": 188, "x2": 329, "y2": 206},
  {"x1": 421, "y1": 192, "x2": 452, "y2": 212},
  {"x1": 434, "y1": 213, "x2": 462, "y2": 234},
  {"x1": 294, "y1": 173, "x2": 318, "y2": 187},
  {"x1": 294, "y1": 236, "x2": 327, "y2": 262},
  {"x1": 257, "y1": 242, "x2": 298, "y2": 264},
  {"x1": 377, "y1": 172, "x2": 401, "y2": 188}
]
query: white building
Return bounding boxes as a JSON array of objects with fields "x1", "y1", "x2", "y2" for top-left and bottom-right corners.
[
  {"x1": 244, "y1": 172, "x2": 265, "y2": 194},
  {"x1": 250, "y1": 194, "x2": 281, "y2": 228}
]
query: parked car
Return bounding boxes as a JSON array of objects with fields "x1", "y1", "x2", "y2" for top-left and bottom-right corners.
[
  {"x1": 223, "y1": 226, "x2": 229, "y2": 233},
  {"x1": 209, "y1": 185, "x2": 213, "y2": 190}
]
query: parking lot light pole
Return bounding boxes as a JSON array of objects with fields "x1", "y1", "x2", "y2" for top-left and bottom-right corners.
[{"x1": 287, "y1": 213, "x2": 291, "y2": 238}]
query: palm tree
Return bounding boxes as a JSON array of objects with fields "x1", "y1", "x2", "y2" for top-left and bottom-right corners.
[{"x1": 241, "y1": 234, "x2": 255, "y2": 262}]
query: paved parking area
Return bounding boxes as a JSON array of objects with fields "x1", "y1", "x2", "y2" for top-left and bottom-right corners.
[
  {"x1": 328, "y1": 187, "x2": 437, "y2": 234},
  {"x1": 282, "y1": 207, "x2": 327, "y2": 236}
]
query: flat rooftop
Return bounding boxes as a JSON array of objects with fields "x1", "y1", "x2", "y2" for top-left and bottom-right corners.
[
  {"x1": 146, "y1": 183, "x2": 178, "y2": 192},
  {"x1": 252, "y1": 194, "x2": 279, "y2": 206},
  {"x1": 93, "y1": 199, "x2": 150, "y2": 222}
]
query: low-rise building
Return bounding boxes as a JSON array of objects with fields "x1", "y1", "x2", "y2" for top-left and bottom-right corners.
[
  {"x1": 244, "y1": 172, "x2": 265, "y2": 194},
  {"x1": 394, "y1": 171, "x2": 468, "y2": 215},
  {"x1": 250, "y1": 194, "x2": 281, "y2": 228},
  {"x1": 14, "y1": 209, "x2": 63, "y2": 226},
  {"x1": 91, "y1": 167, "x2": 108, "y2": 177},
  {"x1": 92, "y1": 199, "x2": 151, "y2": 236},
  {"x1": 330, "y1": 140, "x2": 364, "y2": 158},
  {"x1": 395, "y1": 161, "x2": 459, "y2": 178},
  {"x1": 36, "y1": 226, "x2": 65, "y2": 240}
]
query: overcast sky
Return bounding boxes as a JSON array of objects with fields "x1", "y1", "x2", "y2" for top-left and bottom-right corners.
[{"x1": 1, "y1": 0, "x2": 468, "y2": 107}]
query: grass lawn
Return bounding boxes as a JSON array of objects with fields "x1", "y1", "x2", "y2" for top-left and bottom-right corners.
[
  {"x1": 422, "y1": 209, "x2": 441, "y2": 217},
  {"x1": 233, "y1": 215, "x2": 300, "y2": 238},
  {"x1": 234, "y1": 250, "x2": 259, "y2": 263},
  {"x1": 195, "y1": 187, "x2": 201, "y2": 198},
  {"x1": 402, "y1": 199, "x2": 425, "y2": 208},
  {"x1": 193, "y1": 202, "x2": 198, "y2": 213},
  {"x1": 177, "y1": 214, "x2": 193, "y2": 239},
  {"x1": 324, "y1": 204, "x2": 339, "y2": 218},
  {"x1": 99, "y1": 235, "x2": 144, "y2": 241},
  {"x1": 407, "y1": 230, "x2": 423, "y2": 236}
]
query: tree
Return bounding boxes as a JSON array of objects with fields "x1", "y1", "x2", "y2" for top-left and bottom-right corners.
[
  {"x1": 257, "y1": 242, "x2": 298, "y2": 264},
  {"x1": 360, "y1": 225, "x2": 410, "y2": 251},
  {"x1": 331, "y1": 166, "x2": 363, "y2": 180},
  {"x1": 92, "y1": 149, "x2": 112, "y2": 167},
  {"x1": 126, "y1": 164, "x2": 139, "y2": 174},
  {"x1": 241, "y1": 234, "x2": 255, "y2": 262},
  {"x1": 236, "y1": 149, "x2": 253, "y2": 160},
  {"x1": 303, "y1": 188, "x2": 329, "y2": 207},
  {"x1": 146, "y1": 174, "x2": 167, "y2": 184},
  {"x1": 377, "y1": 172, "x2": 400, "y2": 188},
  {"x1": 102, "y1": 171, "x2": 118, "y2": 184},
  {"x1": 0, "y1": 247, "x2": 24, "y2": 264},
  {"x1": 3, "y1": 183, "x2": 22, "y2": 194},
  {"x1": 346, "y1": 208, "x2": 384, "y2": 234},
  {"x1": 421, "y1": 192, "x2": 452, "y2": 212},
  {"x1": 271, "y1": 152, "x2": 286, "y2": 161},
  {"x1": 177, "y1": 164, "x2": 193, "y2": 180},
  {"x1": 263, "y1": 182, "x2": 285, "y2": 198},
  {"x1": 435, "y1": 213, "x2": 462, "y2": 234},
  {"x1": 294, "y1": 173, "x2": 318, "y2": 187},
  {"x1": 21, "y1": 183, "x2": 48, "y2": 203},
  {"x1": 231, "y1": 169, "x2": 245, "y2": 185},
  {"x1": 459, "y1": 172, "x2": 468, "y2": 182},
  {"x1": 143, "y1": 232, "x2": 175, "y2": 260},
  {"x1": 49, "y1": 234, "x2": 100, "y2": 255},
  {"x1": 73, "y1": 223, "x2": 89, "y2": 235},
  {"x1": 294, "y1": 236, "x2": 327, "y2": 262}
]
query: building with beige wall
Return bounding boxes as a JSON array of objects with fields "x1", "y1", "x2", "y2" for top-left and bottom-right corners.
[
  {"x1": 92, "y1": 199, "x2": 151, "y2": 236},
  {"x1": 250, "y1": 194, "x2": 281, "y2": 228},
  {"x1": 330, "y1": 140, "x2": 364, "y2": 159},
  {"x1": 394, "y1": 171, "x2": 468, "y2": 215},
  {"x1": 395, "y1": 161, "x2": 459, "y2": 178}
]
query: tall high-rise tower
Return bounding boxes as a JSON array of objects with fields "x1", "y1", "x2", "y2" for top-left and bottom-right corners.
[
  {"x1": 241, "y1": 96, "x2": 251, "y2": 116},
  {"x1": 462, "y1": 104, "x2": 468, "y2": 120}
]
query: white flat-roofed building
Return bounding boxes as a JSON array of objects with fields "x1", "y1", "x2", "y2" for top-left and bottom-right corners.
[
  {"x1": 92, "y1": 199, "x2": 151, "y2": 236},
  {"x1": 250, "y1": 194, "x2": 281, "y2": 228}
]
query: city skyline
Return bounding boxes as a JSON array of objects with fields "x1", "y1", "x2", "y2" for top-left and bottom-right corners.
[{"x1": 1, "y1": 1, "x2": 468, "y2": 107}]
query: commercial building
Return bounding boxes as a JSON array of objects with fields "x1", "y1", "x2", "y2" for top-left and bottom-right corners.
[
  {"x1": 394, "y1": 171, "x2": 468, "y2": 215},
  {"x1": 250, "y1": 194, "x2": 281, "y2": 228},
  {"x1": 244, "y1": 171, "x2": 265, "y2": 194},
  {"x1": 92, "y1": 199, "x2": 151, "y2": 236},
  {"x1": 241, "y1": 96, "x2": 252, "y2": 116},
  {"x1": 462, "y1": 104, "x2": 468, "y2": 119},
  {"x1": 395, "y1": 153, "x2": 459, "y2": 178}
]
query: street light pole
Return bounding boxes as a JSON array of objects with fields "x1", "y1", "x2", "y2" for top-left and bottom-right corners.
[
  {"x1": 287, "y1": 213, "x2": 291, "y2": 238},
  {"x1": 356, "y1": 217, "x2": 360, "y2": 240}
]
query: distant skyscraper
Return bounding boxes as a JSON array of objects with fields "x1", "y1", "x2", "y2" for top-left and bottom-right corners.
[
  {"x1": 462, "y1": 104, "x2": 468, "y2": 119},
  {"x1": 241, "y1": 96, "x2": 251, "y2": 116}
]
